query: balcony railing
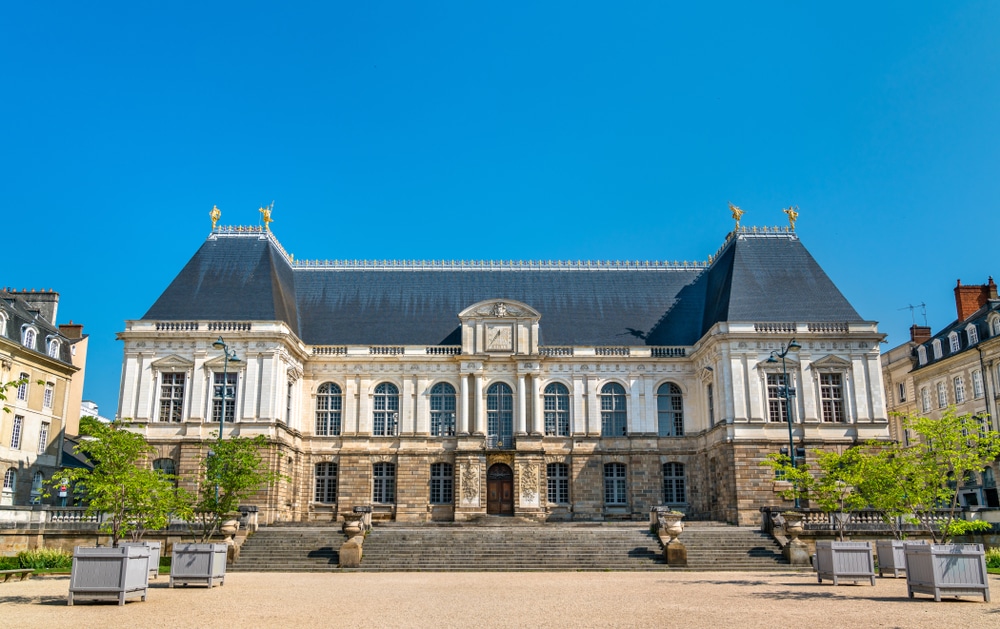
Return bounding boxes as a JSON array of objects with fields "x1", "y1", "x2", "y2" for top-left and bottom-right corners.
[{"x1": 484, "y1": 435, "x2": 516, "y2": 450}]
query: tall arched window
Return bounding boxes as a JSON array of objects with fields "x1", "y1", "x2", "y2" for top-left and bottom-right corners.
[
  {"x1": 430, "y1": 462, "x2": 453, "y2": 504},
  {"x1": 316, "y1": 383, "x2": 343, "y2": 436},
  {"x1": 315, "y1": 462, "x2": 337, "y2": 503},
  {"x1": 430, "y1": 383, "x2": 456, "y2": 436},
  {"x1": 603, "y1": 463, "x2": 627, "y2": 505},
  {"x1": 372, "y1": 462, "x2": 395, "y2": 503},
  {"x1": 47, "y1": 338, "x2": 60, "y2": 358},
  {"x1": 0, "y1": 312, "x2": 7, "y2": 337},
  {"x1": 543, "y1": 383, "x2": 570, "y2": 436},
  {"x1": 600, "y1": 383, "x2": 627, "y2": 436},
  {"x1": 656, "y1": 383, "x2": 684, "y2": 436},
  {"x1": 22, "y1": 327, "x2": 36, "y2": 350},
  {"x1": 3, "y1": 468, "x2": 16, "y2": 491},
  {"x1": 486, "y1": 383, "x2": 514, "y2": 447},
  {"x1": 373, "y1": 383, "x2": 399, "y2": 436},
  {"x1": 663, "y1": 462, "x2": 686, "y2": 505}
]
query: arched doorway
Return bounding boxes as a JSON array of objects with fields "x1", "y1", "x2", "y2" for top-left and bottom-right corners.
[{"x1": 486, "y1": 463, "x2": 514, "y2": 515}]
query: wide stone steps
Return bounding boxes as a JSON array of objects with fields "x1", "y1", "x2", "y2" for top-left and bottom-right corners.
[{"x1": 231, "y1": 522, "x2": 791, "y2": 572}]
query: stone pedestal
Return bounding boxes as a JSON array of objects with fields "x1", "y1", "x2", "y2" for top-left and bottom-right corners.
[
  {"x1": 665, "y1": 541, "x2": 687, "y2": 567},
  {"x1": 339, "y1": 537, "x2": 363, "y2": 568},
  {"x1": 784, "y1": 541, "x2": 810, "y2": 566}
]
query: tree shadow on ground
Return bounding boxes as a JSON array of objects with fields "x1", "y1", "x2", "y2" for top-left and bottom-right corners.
[{"x1": 0, "y1": 595, "x2": 67, "y2": 606}]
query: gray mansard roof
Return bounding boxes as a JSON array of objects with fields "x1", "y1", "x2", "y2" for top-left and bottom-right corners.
[{"x1": 142, "y1": 229, "x2": 864, "y2": 346}]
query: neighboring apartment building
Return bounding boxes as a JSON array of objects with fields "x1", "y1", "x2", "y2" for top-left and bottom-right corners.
[
  {"x1": 882, "y1": 278, "x2": 1000, "y2": 508},
  {"x1": 117, "y1": 222, "x2": 890, "y2": 527},
  {"x1": 0, "y1": 289, "x2": 88, "y2": 505}
]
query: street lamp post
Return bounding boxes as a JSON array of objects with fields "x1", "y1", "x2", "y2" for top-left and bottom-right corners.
[
  {"x1": 768, "y1": 339, "x2": 802, "y2": 508},
  {"x1": 211, "y1": 337, "x2": 239, "y2": 504}
]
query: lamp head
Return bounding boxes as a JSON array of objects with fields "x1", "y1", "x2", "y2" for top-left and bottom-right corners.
[
  {"x1": 212, "y1": 337, "x2": 226, "y2": 350},
  {"x1": 766, "y1": 355, "x2": 778, "y2": 364},
  {"x1": 787, "y1": 339, "x2": 801, "y2": 352}
]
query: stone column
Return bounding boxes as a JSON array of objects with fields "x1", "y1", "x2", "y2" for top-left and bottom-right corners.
[
  {"x1": 459, "y1": 373, "x2": 470, "y2": 435},
  {"x1": 474, "y1": 373, "x2": 485, "y2": 435},
  {"x1": 586, "y1": 375, "x2": 600, "y2": 435},
  {"x1": 531, "y1": 373, "x2": 542, "y2": 435},
  {"x1": 516, "y1": 373, "x2": 527, "y2": 435}
]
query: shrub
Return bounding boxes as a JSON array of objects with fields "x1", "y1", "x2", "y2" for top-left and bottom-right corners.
[
  {"x1": 0, "y1": 555, "x2": 19, "y2": 570},
  {"x1": 16, "y1": 548, "x2": 73, "y2": 570},
  {"x1": 986, "y1": 547, "x2": 1000, "y2": 570}
]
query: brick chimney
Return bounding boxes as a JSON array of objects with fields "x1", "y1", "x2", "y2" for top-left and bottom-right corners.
[
  {"x1": 954, "y1": 278, "x2": 996, "y2": 322},
  {"x1": 58, "y1": 321, "x2": 84, "y2": 339},
  {"x1": 909, "y1": 325, "x2": 931, "y2": 344}
]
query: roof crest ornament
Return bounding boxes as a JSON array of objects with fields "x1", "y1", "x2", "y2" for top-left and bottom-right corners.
[
  {"x1": 259, "y1": 201, "x2": 274, "y2": 231},
  {"x1": 783, "y1": 205, "x2": 799, "y2": 231},
  {"x1": 728, "y1": 202, "x2": 744, "y2": 231},
  {"x1": 210, "y1": 205, "x2": 221, "y2": 230}
]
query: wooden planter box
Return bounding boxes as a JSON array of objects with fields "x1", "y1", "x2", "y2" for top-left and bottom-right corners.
[
  {"x1": 170, "y1": 543, "x2": 227, "y2": 588},
  {"x1": 875, "y1": 539, "x2": 927, "y2": 578},
  {"x1": 122, "y1": 541, "x2": 161, "y2": 580},
  {"x1": 68, "y1": 545, "x2": 150, "y2": 606},
  {"x1": 904, "y1": 543, "x2": 991, "y2": 602},
  {"x1": 814, "y1": 541, "x2": 875, "y2": 586}
]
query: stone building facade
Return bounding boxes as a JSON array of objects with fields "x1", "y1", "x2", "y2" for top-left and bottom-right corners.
[
  {"x1": 882, "y1": 278, "x2": 1000, "y2": 509},
  {"x1": 117, "y1": 223, "x2": 889, "y2": 526},
  {"x1": 0, "y1": 289, "x2": 88, "y2": 505}
]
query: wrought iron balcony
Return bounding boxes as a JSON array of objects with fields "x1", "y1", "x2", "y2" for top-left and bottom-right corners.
[{"x1": 484, "y1": 435, "x2": 516, "y2": 450}]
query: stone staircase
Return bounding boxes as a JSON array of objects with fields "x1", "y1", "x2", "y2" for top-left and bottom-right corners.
[{"x1": 231, "y1": 521, "x2": 792, "y2": 572}]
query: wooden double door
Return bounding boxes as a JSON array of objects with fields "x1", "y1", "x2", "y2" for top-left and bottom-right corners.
[{"x1": 486, "y1": 463, "x2": 514, "y2": 515}]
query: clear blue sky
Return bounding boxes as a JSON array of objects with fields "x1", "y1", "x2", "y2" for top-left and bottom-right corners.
[{"x1": 4, "y1": 2, "x2": 998, "y2": 418}]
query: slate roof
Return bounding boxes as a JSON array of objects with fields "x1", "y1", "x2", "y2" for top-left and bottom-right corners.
[
  {"x1": 0, "y1": 290, "x2": 75, "y2": 365},
  {"x1": 142, "y1": 229, "x2": 864, "y2": 347},
  {"x1": 912, "y1": 299, "x2": 1000, "y2": 370}
]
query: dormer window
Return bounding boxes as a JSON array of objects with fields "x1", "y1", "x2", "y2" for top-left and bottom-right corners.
[
  {"x1": 948, "y1": 332, "x2": 960, "y2": 353},
  {"x1": 992, "y1": 316, "x2": 1000, "y2": 337},
  {"x1": 47, "y1": 338, "x2": 60, "y2": 358},
  {"x1": 21, "y1": 326, "x2": 37, "y2": 350},
  {"x1": 917, "y1": 346, "x2": 927, "y2": 366},
  {"x1": 932, "y1": 339, "x2": 942, "y2": 359},
  {"x1": 0, "y1": 312, "x2": 6, "y2": 337},
  {"x1": 967, "y1": 324, "x2": 979, "y2": 346}
]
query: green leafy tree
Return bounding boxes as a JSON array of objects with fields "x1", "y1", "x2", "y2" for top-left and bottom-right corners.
[
  {"x1": 188, "y1": 433, "x2": 285, "y2": 542},
  {"x1": 850, "y1": 444, "x2": 922, "y2": 540},
  {"x1": 46, "y1": 417, "x2": 182, "y2": 546}
]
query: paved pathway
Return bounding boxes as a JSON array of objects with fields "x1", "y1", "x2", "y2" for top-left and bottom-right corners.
[{"x1": 1, "y1": 571, "x2": 997, "y2": 628}]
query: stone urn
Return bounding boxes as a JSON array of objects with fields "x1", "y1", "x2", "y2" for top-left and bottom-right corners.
[
  {"x1": 342, "y1": 514, "x2": 364, "y2": 539},
  {"x1": 220, "y1": 518, "x2": 240, "y2": 540},
  {"x1": 781, "y1": 511, "x2": 805, "y2": 543},
  {"x1": 657, "y1": 511, "x2": 685, "y2": 543}
]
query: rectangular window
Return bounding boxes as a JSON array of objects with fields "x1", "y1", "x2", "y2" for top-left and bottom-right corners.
[
  {"x1": 921, "y1": 387, "x2": 931, "y2": 413},
  {"x1": 954, "y1": 377, "x2": 966, "y2": 404},
  {"x1": 16, "y1": 373, "x2": 28, "y2": 401},
  {"x1": 707, "y1": 384, "x2": 714, "y2": 427},
  {"x1": 372, "y1": 462, "x2": 396, "y2": 504},
  {"x1": 547, "y1": 463, "x2": 569, "y2": 504},
  {"x1": 212, "y1": 372, "x2": 238, "y2": 424},
  {"x1": 663, "y1": 462, "x2": 686, "y2": 504},
  {"x1": 430, "y1": 463, "x2": 453, "y2": 504},
  {"x1": 968, "y1": 326, "x2": 979, "y2": 345},
  {"x1": 820, "y1": 374, "x2": 845, "y2": 423},
  {"x1": 603, "y1": 463, "x2": 627, "y2": 505},
  {"x1": 159, "y1": 373, "x2": 185, "y2": 422},
  {"x1": 973, "y1": 370, "x2": 984, "y2": 399},
  {"x1": 766, "y1": 374, "x2": 788, "y2": 422},
  {"x1": 314, "y1": 462, "x2": 337, "y2": 503},
  {"x1": 897, "y1": 382, "x2": 906, "y2": 403},
  {"x1": 949, "y1": 334, "x2": 961, "y2": 353},
  {"x1": 11, "y1": 415, "x2": 23, "y2": 450},
  {"x1": 937, "y1": 382, "x2": 947, "y2": 408},
  {"x1": 37, "y1": 422, "x2": 49, "y2": 454},
  {"x1": 43, "y1": 384, "x2": 54, "y2": 409}
]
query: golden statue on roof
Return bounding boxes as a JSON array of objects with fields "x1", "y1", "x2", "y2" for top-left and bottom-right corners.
[
  {"x1": 210, "y1": 205, "x2": 221, "y2": 229},
  {"x1": 259, "y1": 201, "x2": 274, "y2": 231},
  {"x1": 728, "y1": 202, "x2": 744, "y2": 230},
  {"x1": 783, "y1": 205, "x2": 799, "y2": 230}
]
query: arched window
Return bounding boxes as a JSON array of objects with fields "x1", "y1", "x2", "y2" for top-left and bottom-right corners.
[
  {"x1": 547, "y1": 462, "x2": 569, "y2": 504},
  {"x1": 30, "y1": 471, "x2": 44, "y2": 504},
  {"x1": 430, "y1": 383, "x2": 456, "y2": 437},
  {"x1": 543, "y1": 383, "x2": 570, "y2": 436},
  {"x1": 948, "y1": 332, "x2": 960, "y2": 353},
  {"x1": 314, "y1": 462, "x2": 337, "y2": 503},
  {"x1": 47, "y1": 338, "x2": 60, "y2": 358},
  {"x1": 0, "y1": 312, "x2": 6, "y2": 337},
  {"x1": 656, "y1": 383, "x2": 684, "y2": 436},
  {"x1": 993, "y1": 317, "x2": 1000, "y2": 337},
  {"x1": 917, "y1": 346, "x2": 927, "y2": 366},
  {"x1": 600, "y1": 383, "x2": 627, "y2": 436},
  {"x1": 430, "y1": 462, "x2": 453, "y2": 504},
  {"x1": 604, "y1": 463, "x2": 627, "y2": 505},
  {"x1": 932, "y1": 339, "x2": 942, "y2": 359},
  {"x1": 486, "y1": 383, "x2": 514, "y2": 447},
  {"x1": 373, "y1": 383, "x2": 399, "y2": 436},
  {"x1": 316, "y1": 383, "x2": 342, "y2": 436},
  {"x1": 3, "y1": 468, "x2": 16, "y2": 491},
  {"x1": 984, "y1": 467, "x2": 996, "y2": 488},
  {"x1": 372, "y1": 462, "x2": 395, "y2": 503},
  {"x1": 22, "y1": 327, "x2": 36, "y2": 350},
  {"x1": 663, "y1": 462, "x2": 686, "y2": 505},
  {"x1": 967, "y1": 324, "x2": 979, "y2": 346}
]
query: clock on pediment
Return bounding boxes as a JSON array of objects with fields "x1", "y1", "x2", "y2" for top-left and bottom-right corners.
[{"x1": 485, "y1": 323, "x2": 514, "y2": 352}]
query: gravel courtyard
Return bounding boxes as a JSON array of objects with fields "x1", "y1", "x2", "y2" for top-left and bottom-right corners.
[{"x1": 1, "y1": 571, "x2": 997, "y2": 628}]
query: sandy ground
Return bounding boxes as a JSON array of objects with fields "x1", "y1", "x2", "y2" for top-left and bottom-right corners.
[{"x1": 0, "y1": 571, "x2": 997, "y2": 628}]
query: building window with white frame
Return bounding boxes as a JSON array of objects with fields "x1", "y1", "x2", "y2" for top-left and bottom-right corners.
[
  {"x1": 936, "y1": 381, "x2": 947, "y2": 408},
  {"x1": 993, "y1": 318, "x2": 1000, "y2": 337},
  {"x1": 10, "y1": 415, "x2": 23, "y2": 450},
  {"x1": 314, "y1": 462, "x2": 337, "y2": 503},
  {"x1": 663, "y1": 462, "x2": 686, "y2": 505},
  {"x1": 47, "y1": 338, "x2": 60, "y2": 358},
  {"x1": 37, "y1": 422, "x2": 49, "y2": 454},
  {"x1": 917, "y1": 346, "x2": 927, "y2": 366},
  {"x1": 30, "y1": 471, "x2": 44, "y2": 504},
  {"x1": 657, "y1": 383, "x2": 684, "y2": 436},
  {"x1": 600, "y1": 383, "x2": 628, "y2": 436},
  {"x1": 766, "y1": 373, "x2": 788, "y2": 423},
  {"x1": 0, "y1": 312, "x2": 6, "y2": 336},
  {"x1": 820, "y1": 373, "x2": 846, "y2": 423},
  {"x1": 373, "y1": 382, "x2": 399, "y2": 436},
  {"x1": 430, "y1": 462, "x2": 453, "y2": 504},
  {"x1": 430, "y1": 383, "x2": 456, "y2": 437},
  {"x1": 604, "y1": 462, "x2": 627, "y2": 505},
  {"x1": 954, "y1": 376, "x2": 966, "y2": 404},
  {"x1": 22, "y1": 327, "x2": 36, "y2": 350},
  {"x1": 948, "y1": 332, "x2": 960, "y2": 353},
  {"x1": 973, "y1": 370, "x2": 984, "y2": 399},
  {"x1": 921, "y1": 387, "x2": 931, "y2": 413},
  {"x1": 43, "y1": 383, "x2": 54, "y2": 409},
  {"x1": 897, "y1": 382, "x2": 906, "y2": 403},
  {"x1": 543, "y1": 383, "x2": 570, "y2": 436},
  {"x1": 3, "y1": 468, "x2": 15, "y2": 493},
  {"x1": 932, "y1": 339, "x2": 942, "y2": 359},
  {"x1": 16, "y1": 372, "x2": 28, "y2": 402},
  {"x1": 486, "y1": 383, "x2": 514, "y2": 446},
  {"x1": 212, "y1": 372, "x2": 238, "y2": 424},
  {"x1": 967, "y1": 325, "x2": 979, "y2": 346},
  {"x1": 372, "y1": 462, "x2": 395, "y2": 503},
  {"x1": 159, "y1": 373, "x2": 185, "y2": 422},
  {"x1": 547, "y1": 462, "x2": 569, "y2": 504},
  {"x1": 316, "y1": 383, "x2": 342, "y2": 436}
]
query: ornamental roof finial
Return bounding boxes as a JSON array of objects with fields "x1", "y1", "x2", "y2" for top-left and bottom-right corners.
[
  {"x1": 259, "y1": 201, "x2": 274, "y2": 231},
  {"x1": 728, "y1": 202, "x2": 744, "y2": 230},
  {"x1": 210, "y1": 205, "x2": 221, "y2": 229},
  {"x1": 783, "y1": 205, "x2": 799, "y2": 230}
]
